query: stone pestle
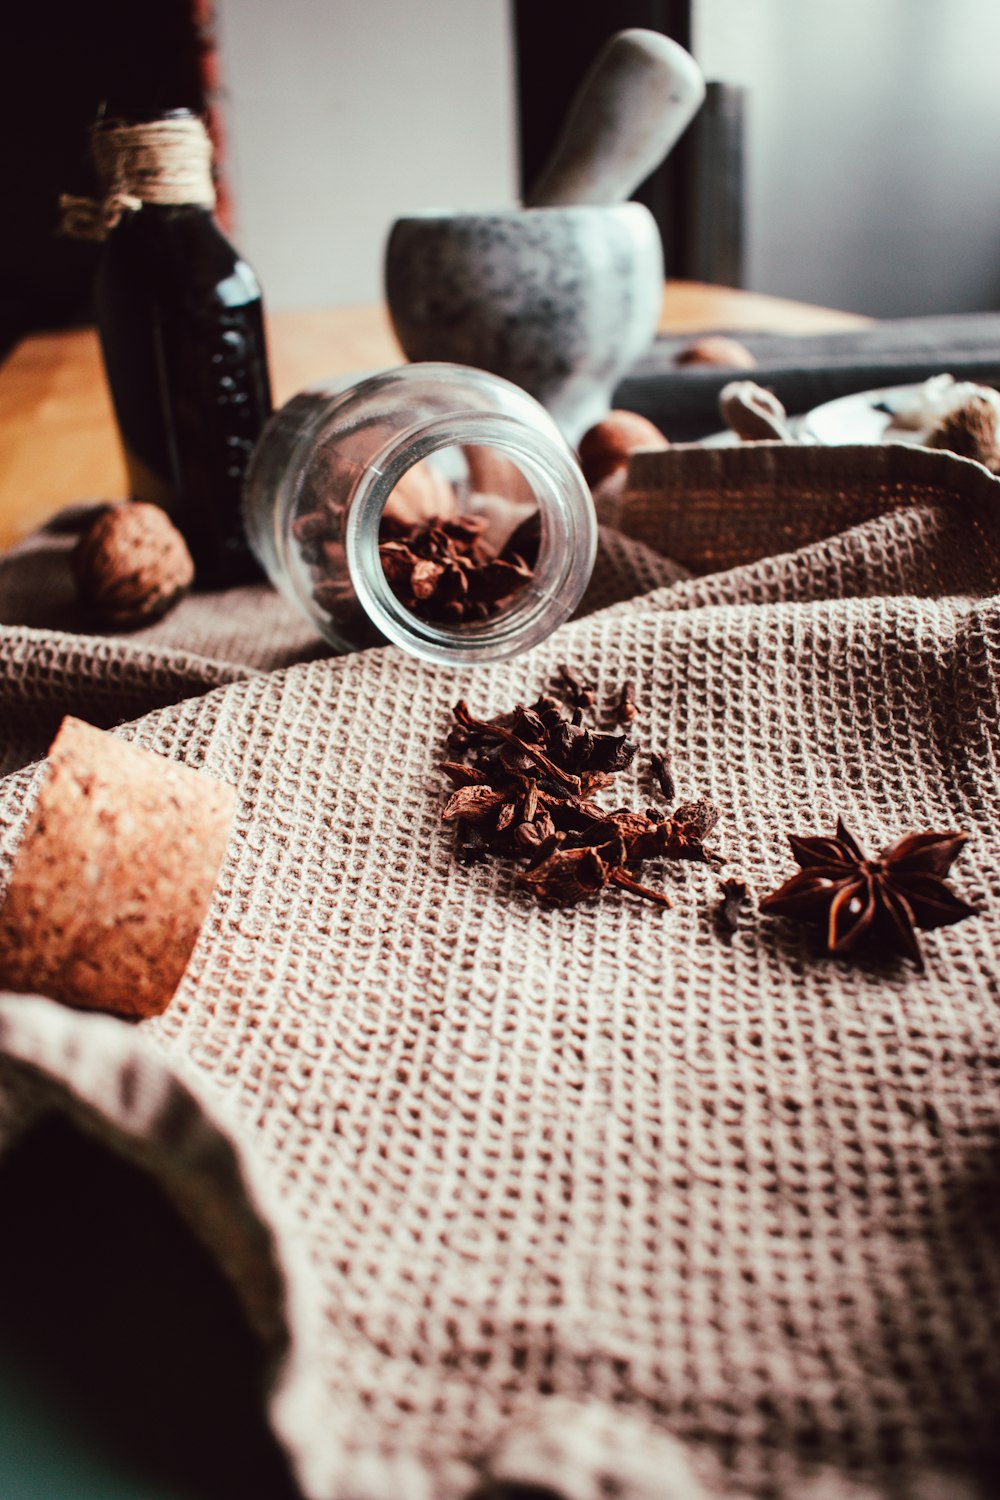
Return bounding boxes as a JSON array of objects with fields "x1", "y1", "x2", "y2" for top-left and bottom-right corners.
[{"x1": 526, "y1": 29, "x2": 706, "y2": 209}]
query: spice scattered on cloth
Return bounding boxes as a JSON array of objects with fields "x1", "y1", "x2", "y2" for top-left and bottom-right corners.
[
  {"x1": 440, "y1": 674, "x2": 721, "y2": 907},
  {"x1": 759, "y1": 817, "x2": 975, "y2": 971},
  {"x1": 0, "y1": 441, "x2": 997, "y2": 1500}
]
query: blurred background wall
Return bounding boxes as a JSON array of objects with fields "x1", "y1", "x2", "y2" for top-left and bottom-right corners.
[
  {"x1": 215, "y1": 0, "x2": 1000, "y2": 317},
  {"x1": 213, "y1": 0, "x2": 519, "y2": 310},
  {"x1": 694, "y1": 0, "x2": 1000, "y2": 317},
  {"x1": 4, "y1": 0, "x2": 1000, "y2": 345}
]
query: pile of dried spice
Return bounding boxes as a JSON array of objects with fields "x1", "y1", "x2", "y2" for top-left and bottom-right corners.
[
  {"x1": 439, "y1": 672, "x2": 721, "y2": 907},
  {"x1": 436, "y1": 676, "x2": 979, "y2": 969},
  {"x1": 380, "y1": 513, "x2": 537, "y2": 624}
]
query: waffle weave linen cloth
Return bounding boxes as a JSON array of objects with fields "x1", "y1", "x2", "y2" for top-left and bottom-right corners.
[{"x1": 0, "y1": 442, "x2": 997, "y2": 1500}]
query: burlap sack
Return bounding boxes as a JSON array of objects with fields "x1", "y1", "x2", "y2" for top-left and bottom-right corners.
[{"x1": 0, "y1": 443, "x2": 997, "y2": 1500}]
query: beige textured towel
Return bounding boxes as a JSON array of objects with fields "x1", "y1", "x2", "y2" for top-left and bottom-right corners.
[{"x1": 0, "y1": 443, "x2": 997, "y2": 1500}]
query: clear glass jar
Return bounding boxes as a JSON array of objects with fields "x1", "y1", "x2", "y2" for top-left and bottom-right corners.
[{"x1": 243, "y1": 363, "x2": 597, "y2": 664}]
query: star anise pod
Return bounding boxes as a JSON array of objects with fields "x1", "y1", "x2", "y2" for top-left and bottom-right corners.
[{"x1": 759, "y1": 817, "x2": 976, "y2": 971}]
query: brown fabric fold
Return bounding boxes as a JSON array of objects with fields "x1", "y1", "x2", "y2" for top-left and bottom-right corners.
[{"x1": 0, "y1": 443, "x2": 997, "y2": 1500}]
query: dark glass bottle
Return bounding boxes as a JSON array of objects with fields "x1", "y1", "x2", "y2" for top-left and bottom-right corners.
[{"x1": 92, "y1": 112, "x2": 272, "y2": 586}]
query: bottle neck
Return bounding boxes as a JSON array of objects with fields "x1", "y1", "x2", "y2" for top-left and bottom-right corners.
[{"x1": 93, "y1": 114, "x2": 216, "y2": 209}]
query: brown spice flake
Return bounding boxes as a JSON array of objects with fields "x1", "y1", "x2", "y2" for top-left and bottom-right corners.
[{"x1": 439, "y1": 690, "x2": 722, "y2": 910}]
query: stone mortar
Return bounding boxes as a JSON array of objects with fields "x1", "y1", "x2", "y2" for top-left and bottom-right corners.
[{"x1": 384, "y1": 203, "x2": 664, "y2": 447}]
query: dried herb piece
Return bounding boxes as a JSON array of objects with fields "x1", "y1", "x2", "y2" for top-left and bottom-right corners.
[
  {"x1": 442, "y1": 784, "x2": 509, "y2": 824},
  {"x1": 716, "y1": 877, "x2": 748, "y2": 937},
  {"x1": 650, "y1": 752, "x2": 675, "y2": 805},
  {"x1": 759, "y1": 817, "x2": 976, "y2": 971},
  {"x1": 547, "y1": 717, "x2": 636, "y2": 776},
  {"x1": 379, "y1": 514, "x2": 534, "y2": 623},
  {"x1": 609, "y1": 868, "x2": 674, "y2": 907},
  {"x1": 555, "y1": 664, "x2": 596, "y2": 709},
  {"x1": 452, "y1": 699, "x2": 582, "y2": 793},
  {"x1": 614, "y1": 680, "x2": 638, "y2": 725},
  {"x1": 520, "y1": 843, "x2": 617, "y2": 905},
  {"x1": 664, "y1": 798, "x2": 721, "y2": 852},
  {"x1": 439, "y1": 691, "x2": 722, "y2": 910}
]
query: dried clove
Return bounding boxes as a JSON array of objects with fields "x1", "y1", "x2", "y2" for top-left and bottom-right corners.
[
  {"x1": 439, "y1": 686, "x2": 722, "y2": 910},
  {"x1": 716, "y1": 877, "x2": 749, "y2": 938},
  {"x1": 556, "y1": 663, "x2": 597, "y2": 710},
  {"x1": 614, "y1": 679, "x2": 638, "y2": 725},
  {"x1": 650, "y1": 752, "x2": 675, "y2": 805}
]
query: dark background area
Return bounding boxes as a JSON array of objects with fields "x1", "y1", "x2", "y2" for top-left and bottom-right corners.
[
  {"x1": 515, "y1": 1, "x2": 695, "y2": 279},
  {"x1": 0, "y1": 1114, "x2": 300, "y2": 1499},
  {"x1": 7, "y1": 1, "x2": 1000, "y2": 352},
  {"x1": 1, "y1": 2, "x2": 212, "y2": 356}
]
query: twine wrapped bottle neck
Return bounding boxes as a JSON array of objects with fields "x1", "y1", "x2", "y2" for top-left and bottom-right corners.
[{"x1": 60, "y1": 115, "x2": 216, "y2": 241}]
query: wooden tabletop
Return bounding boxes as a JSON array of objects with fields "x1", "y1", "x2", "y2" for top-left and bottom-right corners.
[{"x1": 0, "y1": 282, "x2": 870, "y2": 551}]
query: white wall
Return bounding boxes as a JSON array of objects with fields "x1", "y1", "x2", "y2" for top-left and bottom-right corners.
[
  {"x1": 214, "y1": 0, "x2": 519, "y2": 310},
  {"x1": 694, "y1": 0, "x2": 1000, "y2": 315}
]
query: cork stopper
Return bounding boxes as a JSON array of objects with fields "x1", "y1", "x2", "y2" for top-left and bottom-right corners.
[{"x1": 0, "y1": 717, "x2": 235, "y2": 1019}]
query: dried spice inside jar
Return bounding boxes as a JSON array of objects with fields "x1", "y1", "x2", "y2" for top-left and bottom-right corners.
[
  {"x1": 244, "y1": 366, "x2": 597, "y2": 662},
  {"x1": 379, "y1": 510, "x2": 537, "y2": 624}
]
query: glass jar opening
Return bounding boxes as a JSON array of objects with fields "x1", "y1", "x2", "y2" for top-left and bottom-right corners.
[
  {"x1": 244, "y1": 364, "x2": 598, "y2": 663},
  {"x1": 347, "y1": 420, "x2": 595, "y2": 664},
  {"x1": 376, "y1": 441, "x2": 539, "y2": 629}
]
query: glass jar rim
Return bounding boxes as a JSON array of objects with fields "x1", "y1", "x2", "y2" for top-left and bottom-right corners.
[{"x1": 345, "y1": 412, "x2": 596, "y2": 664}]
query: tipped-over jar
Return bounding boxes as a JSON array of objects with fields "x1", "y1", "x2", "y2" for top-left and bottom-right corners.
[{"x1": 243, "y1": 363, "x2": 598, "y2": 664}]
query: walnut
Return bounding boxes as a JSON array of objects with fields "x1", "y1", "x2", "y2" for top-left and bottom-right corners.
[
  {"x1": 72, "y1": 502, "x2": 194, "y2": 628},
  {"x1": 577, "y1": 410, "x2": 669, "y2": 490},
  {"x1": 925, "y1": 393, "x2": 1000, "y2": 469},
  {"x1": 674, "y1": 335, "x2": 757, "y2": 369}
]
